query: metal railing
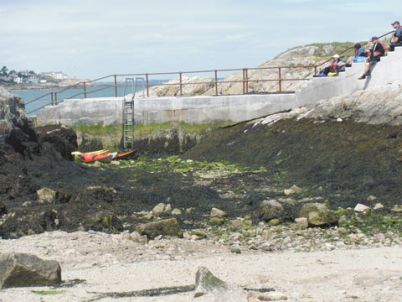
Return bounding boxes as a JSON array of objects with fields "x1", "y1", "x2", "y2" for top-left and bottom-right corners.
[{"x1": 25, "y1": 30, "x2": 396, "y2": 115}]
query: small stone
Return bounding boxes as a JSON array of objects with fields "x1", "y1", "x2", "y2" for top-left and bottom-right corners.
[
  {"x1": 367, "y1": 195, "x2": 377, "y2": 201},
  {"x1": 191, "y1": 230, "x2": 208, "y2": 240},
  {"x1": 110, "y1": 160, "x2": 120, "y2": 166},
  {"x1": 373, "y1": 203, "x2": 384, "y2": 210},
  {"x1": 268, "y1": 218, "x2": 281, "y2": 226},
  {"x1": 165, "y1": 204, "x2": 172, "y2": 213},
  {"x1": 210, "y1": 207, "x2": 227, "y2": 218},
  {"x1": 142, "y1": 212, "x2": 154, "y2": 220},
  {"x1": 152, "y1": 203, "x2": 167, "y2": 216},
  {"x1": 36, "y1": 187, "x2": 57, "y2": 203},
  {"x1": 209, "y1": 217, "x2": 225, "y2": 226},
  {"x1": 354, "y1": 203, "x2": 370, "y2": 213},
  {"x1": 22, "y1": 201, "x2": 32, "y2": 207},
  {"x1": 391, "y1": 204, "x2": 402, "y2": 213},
  {"x1": 284, "y1": 185, "x2": 302, "y2": 196},
  {"x1": 186, "y1": 207, "x2": 195, "y2": 214},
  {"x1": 295, "y1": 217, "x2": 308, "y2": 229},
  {"x1": 130, "y1": 231, "x2": 148, "y2": 244},
  {"x1": 194, "y1": 267, "x2": 227, "y2": 298},
  {"x1": 257, "y1": 292, "x2": 288, "y2": 301},
  {"x1": 336, "y1": 118, "x2": 343, "y2": 122},
  {"x1": 230, "y1": 245, "x2": 241, "y2": 254},
  {"x1": 171, "y1": 208, "x2": 183, "y2": 216}
]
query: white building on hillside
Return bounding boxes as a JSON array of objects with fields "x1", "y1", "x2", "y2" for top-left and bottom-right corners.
[{"x1": 41, "y1": 71, "x2": 69, "y2": 81}]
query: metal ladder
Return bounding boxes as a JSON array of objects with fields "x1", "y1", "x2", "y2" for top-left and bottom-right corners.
[{"x1": 121, "y1": 77, "x2": 145, "y2": 150}]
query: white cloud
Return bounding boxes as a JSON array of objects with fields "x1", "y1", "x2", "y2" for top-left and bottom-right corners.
[{"x1": 0, "y1": 0, "x2": 400, "y2": 77}]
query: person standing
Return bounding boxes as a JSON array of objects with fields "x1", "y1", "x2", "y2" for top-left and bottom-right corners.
[
  {"x1": 358, "y1": 37, "x2": 385, "y2": 80},
  {"x1": 390, "y1": 21, "x2": 402, "y2": 51}
]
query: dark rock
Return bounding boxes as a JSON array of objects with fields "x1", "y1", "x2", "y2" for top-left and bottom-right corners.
[
  {"x1": 78, "y1": 134, "x2": 103, "y2": 152},
  {"x1": 0, "y1": 253, "x2": 61, "y2": 288},
  {"x1": 137, "y1": 218, "x2": 182, "y2": 239},
  {"x1": 0, "y1": 201, "x2": 7, "y2": 217},
  {"x1": 0, "y1": 209, "x2": 61, "y2": 239},
  {"x1": 74, "y1": 186, "x2": 119, "y2": 205},
  {"x1": 37, "y1": 125, "x2": 78, "y2": 160},
  {"x1": 84, "y1": 212, "x2": 124, "y2": 233}
]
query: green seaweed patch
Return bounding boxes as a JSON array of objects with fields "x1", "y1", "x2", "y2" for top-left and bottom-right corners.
[
  {"x1": 118, "y1": 156, "x2": 267, "y2": 178},
  {"x1": 32, "y1": 290, "x2": 65, "y2": 295},
  {"x1": 339, "y1": 211, "x2": 402, "y2": 236}
]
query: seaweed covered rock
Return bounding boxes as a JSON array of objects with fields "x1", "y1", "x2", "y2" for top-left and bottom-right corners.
[
  {"x1": 256, "y1": 199, "x2": 284, "y2": 222},
  {"x1": 0, "y1": 253, "x2": 61, "y2": 288},
  {"x1": 137, "y1": 218, "x2": 182, "y2": 239},
  {"x1": 299, "y1": 203, "x2": 338, "y2": 227}
]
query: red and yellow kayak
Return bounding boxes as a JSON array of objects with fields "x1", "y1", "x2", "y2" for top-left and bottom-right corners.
[{"x1": 81, "y1": 149, "x2": 137, "y2": 163}]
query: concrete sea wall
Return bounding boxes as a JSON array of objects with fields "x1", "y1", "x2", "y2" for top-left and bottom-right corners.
[{"x1": 36, "y1": 47, "x2": 402, "y2": 126}]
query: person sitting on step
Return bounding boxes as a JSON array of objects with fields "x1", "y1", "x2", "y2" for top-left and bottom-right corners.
[
  {"x1": 390, "y1": 21, "x2": 402, "y2": 52},
  {"x1": 358, "y1": 37, "x2": 385, "y2": 80},
  {"x1": 317, "y1": 54, "x2": 345, "y2": 77},
  {"x1": 353, "y1": 43, "x2": 368, "y2": 63}
]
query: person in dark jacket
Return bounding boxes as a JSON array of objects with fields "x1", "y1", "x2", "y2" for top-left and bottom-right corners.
[
  {"x1": 390, "y1": 21, "x2": 402, "y2": 51},
  {"x1": 358, "y1": 37, "x2": 385, "y2": 80}
]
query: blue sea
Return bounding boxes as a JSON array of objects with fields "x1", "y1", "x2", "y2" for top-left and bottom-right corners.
[{"x1": 11, "y1": 80, "x2": 164, "y2": 115}]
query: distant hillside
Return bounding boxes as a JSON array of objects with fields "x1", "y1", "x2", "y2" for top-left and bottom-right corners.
[{"x1": 145, "y1": 42, "x2": 355, "y2": 97}]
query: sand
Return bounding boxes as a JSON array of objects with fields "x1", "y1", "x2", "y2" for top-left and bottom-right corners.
[{"x1": 0, "y1": 231, "x2": 401, "y2": 302}]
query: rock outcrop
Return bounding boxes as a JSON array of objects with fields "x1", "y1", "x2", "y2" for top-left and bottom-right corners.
[
  {"x1": 0, "y1": 253, "x2": 62, "y2": 288},
  {"x1": 141, "y1": 42, "x2": 353, "y2": 97}
]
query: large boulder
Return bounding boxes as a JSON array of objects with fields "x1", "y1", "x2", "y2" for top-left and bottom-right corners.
[
  {"x1": 37, "y1": 125, "x2": 78, "y2": 160},
  {"x1": 0, "y1": 253, "x2": 61, "y2": 288},
  {"x1": 137, "y1": 218, "x2": 182, "y2": 239},
  {"x1": 0, "y1": 87, "x2": 39, "y2": 157},
  {"x1": 256, "y1": 199, "x2": 284, "y2": 221},
  {"x1": 298, "y1": 203, "x2": 338, "y2": 227}
]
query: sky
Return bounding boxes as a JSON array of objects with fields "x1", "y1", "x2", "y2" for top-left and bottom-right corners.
[{"x1": 0, "y1": 0, "x2": 401, "y2": 78}]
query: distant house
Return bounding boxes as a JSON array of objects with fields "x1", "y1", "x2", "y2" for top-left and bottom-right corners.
[
  {"x1": 41, "y1": 71, "x2": 69, "y2": 81},
  {"x1": 13, "y1": 77, "x2": 23, "y2": 84}
]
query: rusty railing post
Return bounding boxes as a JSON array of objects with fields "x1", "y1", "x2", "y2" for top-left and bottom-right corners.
[
  {"x1": 179, "y1": 72, "x2": 183, "y2": 96},
  {"x1": 245, "y1": 68, "x2": 249, "y2": 94},
  {"x1": 145, "y1": 73, "x2": 150, "y2": 97},
  {"x1": 50, "y1": 92, "x2": 54, "y2": 105},
  {"x1": 83, "y1": 82, "x2": 87, "y2": 98},
  {"x1": 214, "y1": 70, "x2": 218, "y2": 96},
  {"x1": 54, "y1": 92, "x2": 58, "y2": 105},
  {"x1": 278, "y1": 67, "x2": 282, "y2": 93},
  {"x1": 242, "y1": 68, "x2": 246, "y2": 94},
  {"x1": 314, "y1": 65, "x2": 318, "y2": 75},
  {"x1": 114, "y1": 75, "x2": 118, "y2": 97}
]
